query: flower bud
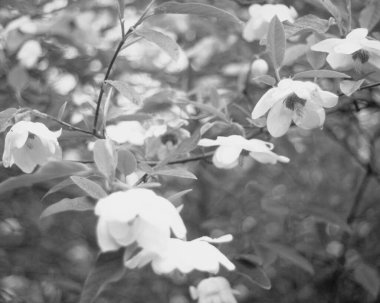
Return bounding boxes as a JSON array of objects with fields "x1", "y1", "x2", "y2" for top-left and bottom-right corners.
[{"x1": 250, "y1": 59, "x2": 268, "y2": 77}]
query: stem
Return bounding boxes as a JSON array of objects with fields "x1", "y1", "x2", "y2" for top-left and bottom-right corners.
[
  {"x1": 347, "y1": 169, "x2": 371, "y2": 224},
  {"x1": 30, "y1": 110, "x2": 104, "y2": 138}
]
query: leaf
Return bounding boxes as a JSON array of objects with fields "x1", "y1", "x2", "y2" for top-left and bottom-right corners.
[
  {"x1": 283, "y1": 44, "x2": 308, "y2": 66},
  {"x1": 0, "y1": 108, "x2": 18, "y2": 132},
  {"x1": 175, "y1": 128, "x2": 201, "y2": 154},
  {"x1": 93, "y1": 139, "x2": 117, "y2": 179},
  {"x1": 140, "y1": 90, "x2": 175, "y2": 114},
  {"x1": 152, "y1": 168, "x2": 197, "y2": 179},
  {"x1": 117, "y1": 0, "x2": 125, "y2": 19},
  {"x1": 318, "y1": 0, "x2": 343, "y2": 24},
  {"x1": 105, "y1": 80, "x2": 141, "y2": 105},
  {"x1": 57, "y1": 101, "x2": 67, "y2": 120},
  {"x1": 40, "y1": 197, "x2": 94, "y2": 219},
  {"x1": 234, "y1": 256, "x2": 271, "y2": 289},
  {"x1": 153, "y1": 2, "x2": 243, "y2": 27},
  {"x1": 70, "y1": 176, "x2": 107, "y2": 200},
  {"x1": 167, "y1": 189, "x2": 192, "y2": 205},
  {"x1": 266, "y1": 16, "x2": 286, "y2": 69},
  {"x1": 117, "y1": 149, "x2": 137, "y2": 176},
  {"x1": 178, "y1": 99, "x2": 229, "y2": 122},
  {"x1": 134, "y1": 28, "x2": 180, "y2": 61},
  {"x1": 293, "y1": 69, "x2": 350, "y2": 80},
  {"x1": 251, "y1": 75, "x2": 276, "y2": 86},
  {"x1": 260, "y1": 242, "x2": 314, "y2": 275},
  {"x1": 340, "y1": 79, "x2": 365, "y2": 96},
  {"x1": 359, "y1": 0, "x2": 380, "y2": 32},
  {"x1": 284, "y1": 15, "x2": 331, "y2": 38},
  {"x1": 41, "y1": 177, "x2": 75, "y2": 200},
  {"x1": 353, "y1": 262, "x2": 380, "y2": 298},
  {"x1": 0, "y1": 161, "x2": 89, "y2": 194},
  {"x1": 301, "y1": 205, "x2": 352, "y2": 233},
  {"x1": 79, "y1": 249, "x2": 126, "y2": 303},
  {"x1": 307, "y1": 49, "x2": 326, "y2": 70}
]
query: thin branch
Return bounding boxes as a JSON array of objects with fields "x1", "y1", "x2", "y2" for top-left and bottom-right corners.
[
  {"x1": 347, "y1": 169, "x2": 371, "y2": 224},
  {"x1": 30, "y1": 110, "x2": 104, "y2": 138}
]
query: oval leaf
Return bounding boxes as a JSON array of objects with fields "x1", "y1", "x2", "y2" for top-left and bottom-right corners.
[
  {"x1": 40, "y1": 197, "x2": 94, "y2": 219},
  {"x1": 284, "y1": 14, "x2": 331, "y2": 38},
  {"x1": 260, "y1": 242, "x2": 314, "y2": 275},
  {"x1": 153, "y1": 2, "x2": 243, "y2": 27},
  {"x1": 117, "y1": 149, "x2": 137, "y2": 176},
  {"x1": 266, "y1": 16, "x2": 286, "y2": 69},
  {"x1": 293, "y1": 69, "x2": 349, "y2": 79},
  {"x1": 359, "y1": 0, "x2": 380, "y2": 32},
  {"x1": 134, "y1": 28, "x2": 181, "y2": 61},
  {"x1": 93, "y1": 139, "x2": 117, "y2": 179},
  {"x1": 71, "y1": 176, "x2": 107, "y2": 199},
  {"x1": 0, "y1": 161, "x2": 89, "y2": 194},
  {"x1": 353, "y1": 262, "x2": 380, "y2": 298},
  {"x1": 234, "y1": 256, "x2": 271, "y2": 290},
  {"x1": 153, "y1": 168, "x2": 197, "y2": 179},
  {"x1": 340, "y1": 79, "x2": 365, "y2": 96},
  {"x1": 0, "y1": 108, "x2": 18, "y2": 132},
  {"x1": 252, "y1": 75, "x2": 276, "y2": 86},
  {"x1": 105, "y1": 80, "x2": 141, "y2": 105},
  {"x1": 79, "y1": 249, "x2": 126, "y2": 303}
]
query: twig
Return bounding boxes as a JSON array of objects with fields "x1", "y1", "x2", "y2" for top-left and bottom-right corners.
[
  {"x1": 92, "y1": 0, "x2": 156, "y2": 136},
  {"x1": 347, "y1": 169, "x2": 371, "y2": 224},
  {"x1": 30, "y1": 110, "x2": 104, "y2": 138}
]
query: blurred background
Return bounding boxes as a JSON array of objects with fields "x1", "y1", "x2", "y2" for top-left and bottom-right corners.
[{"x1": 1, "y1": 0, "x2": 380, "y2": 302}]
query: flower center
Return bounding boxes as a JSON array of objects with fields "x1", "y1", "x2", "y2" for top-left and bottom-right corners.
[
  {"x1": 161, "y1": 133, "x2": 178, "y2": 145},
  {"x1": 25, "y1": 134, "x2": 36, "y2": 149},
  {"x1": 352, "y1": 49, "x2": 370, "y2": 64},
  {"x1": 284, "y1": 94, "x2": 306, "y2": 112}
]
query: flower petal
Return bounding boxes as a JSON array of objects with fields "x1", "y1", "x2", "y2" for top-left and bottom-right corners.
[
  {"x1": 107, "y1": 220, "x2": 136, "y2": 246},
  {"x1": 334, "y1": 41, "x2": 362, "y2": 54},
  {"x1": 316, "y1": 90, "x2": 338, "y2": 108},
  {"x1": 266, "y1": 102, "x2": 292, "y2": 137},
  {"x1": 11, "y1": 147, "x2": 38, "y2": 173},
  {"x1": 311, "y1": 38, "x2": 342, "y2": 53},
  {"x1": 251, "y1": 87, "x2": 291, "y2": 119},
  {"x1": 212, "y1": 146, "x2": 242, "y2": 169},
  {"x1": 198, "y1": 138, "x2": 220, "y2": 147},
  {"x1": 96, "y1": 218, "x2": 121, "y2": 252},
  {"x1": 293, "y1": 102, "x2": 325, "y2": 129},
  {"x1": 249, "y1": 150, "x2": 290, "y2": 164},
  {"x1": 326, "y1": 52, "x2": 354, "y2": 71},
  {"x1": 346, "y1": 28, "x2": 368, "y2": 41}
]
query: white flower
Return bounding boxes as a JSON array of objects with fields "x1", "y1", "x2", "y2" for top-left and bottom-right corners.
[
  {"x1": 198, "y1": 135, "x2": 289, "y2": 169},
  {"x1": 189, "y1": 277, "x2": 238, "y2": 303},
  {"x1": 17, "y1": 40, "x2": 43, "y2": 68},
  {"x1": 95, "y1": 189, "x2": 186, "y2": 253},
  {"x1": 243, "y1": 4, "x2": 297, "y2": 42},
  {"x1": 106, "y1": 121, "x2": 146, "y2": 146},
  {"x1": 3, "y1": 121, "x2": 62, "y2": 173},
  {"x1": 125, "y1": 235, "x2": 235, "y2": 274},
  {"x1": 311, "y1": 28, "x2": 380, "y2": 71},
  {"x1": 251, "y1": 79, "x2": 338, "y2": 137}
]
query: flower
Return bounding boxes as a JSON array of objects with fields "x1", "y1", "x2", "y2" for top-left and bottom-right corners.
[
  {"x1": 189, "y1": 277, "x2": 238, "y2": 303},
  {"x1": 243, "y1": 4, "x2": 297, "y2": 42},
  {"x1": 251, "y1": 79, "x2": 338, "y2": 137},
  {"x1": 106, "y1": 121, "x2": 146, "y2": 146},
  {"x1": 95, "y1": 189, "x2": 186, "y2": 253},
  {"x1": 125, "y1": 235, "x2": 235, "y2": 274},
  {"x1": 198, "y1": 135, "x2": 289, "y2": 169},
  {"x1": 3, "y1": 121, "x2": 62, "y2": 173},
  {"x1": 311, "y1": 28, "x2": 380, "y2": 71}
]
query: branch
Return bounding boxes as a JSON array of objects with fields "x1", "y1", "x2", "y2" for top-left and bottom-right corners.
[
  {"x1": 30, "y1": 110, "x2": 104, "y2": 139},
  {"x1": 92, "y1": 0, "x2": 156, "y2": 136},
  {"x1": 347, "y1": 169, "x2": 371, "y2": 224}
]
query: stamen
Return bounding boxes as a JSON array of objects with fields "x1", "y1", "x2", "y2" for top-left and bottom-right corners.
[
  {"x1": 284, "y1": 94, "x2": 306, "y2": 111},
  {"x1": 352, "y1": 49, "x2": 369, "y2": 64},
  {"x1": 161, "y1": 133, "x2": 178, "y2": 145},
  {"x1": 25, "y1": 133, "x2": 36, "y2": 149}
]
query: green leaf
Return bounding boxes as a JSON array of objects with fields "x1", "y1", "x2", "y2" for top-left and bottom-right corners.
[
  {"x1": 117, "y1": 149, "x2": 137, "y2": 176},
  {"x1": 153, "y1": 2, "x2": 243, "y2": 27},
  {"x1": 340, "y1": 79, "x2": 365, "y2": 97},
  {"x1": 79, "y1": 249, "x2": 126, "y2": 303},
  {"x1": 40, "y1": 197, "x2": 94, "y2": 219},
  {"x1": 234, "y1": 255, "x2": 271, "y2": 289},
  {"x1": 117, "y1": 0, "x2": 125, "y2": 19},
  {"x1": 260, "y1": 242, "x2": 314, "y2": 275},
  {"x1": 318, "y1": 0, "x2": 343, "y2": 24},
  {"x1": 353, "y1": 262, "x2": 380, "y2": 298},
  {"x1": 293, "y1": 69, "x2": 349, "y2": 80},
  {"x1": 153, "y1": 168, "x2": 197, "y2": 179},
  {"x1": 93, "y1": 139, "x2": 117, "y2": 179},
  {"x1": 175, "y1": 128, "x2": 201, "y2": 154},
  {"x1": 179, "y1": 99, "x2": 229, "y2": 122},
  {"x1": 105, "y1": 80, "x2": 141, "y2": 105},
  {"x1": 252, "y1": 75, "x2": 276, "y2": 86},
  {"x1": 41, "y1": 177, "x2": 75, "y2": 200},
  {"x1": 284, "y1": 15, "x2": 331, "y2": 39},
  {"x1": 0, "y1": 108, "x2": 18, "y2": 132},
  {"x1": 70, "y1": 176, "x2": 107, "y2": 199},
  {"x1": 57, "y1": 101, "x2": 67, "y2": 120},
  {"x1": 0, "y1": 161, "x2": 89, "y2": 194},
  {"x1": 266, "y1": 16, "x2": 286, "y2": 70},
  {"x1": 134, "y1": 28, "x2": 181, "y2": 61},
  {"x1": 359, "y1": 0, "x2": 380, "y2": 32},
  {"x1": 283, "y1": 44, "x2": 308, "y2": 67},
  {"x1": 167, "y1": 189, "x2": 192, "y2": 205}
]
